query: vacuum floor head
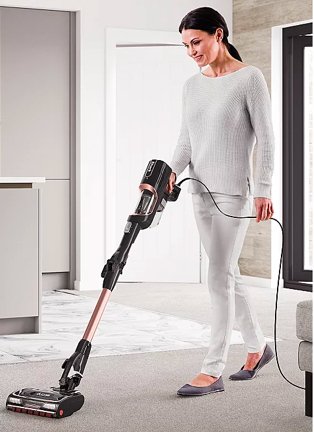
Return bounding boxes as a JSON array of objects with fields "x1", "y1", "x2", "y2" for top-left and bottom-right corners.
[{"x1": 6, "y1": 387, "x2": 84, "y2": 418}]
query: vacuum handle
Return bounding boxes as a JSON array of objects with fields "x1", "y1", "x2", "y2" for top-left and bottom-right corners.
[
  {"x1": 167, "y1": 184, "x2": 181, "y2": 202},
  {"x1": 101, "y1": 222, "x2": 141, "y2": 290}
]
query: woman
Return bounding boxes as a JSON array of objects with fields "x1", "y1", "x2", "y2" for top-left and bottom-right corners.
[{"x1": 168, "y1": 7, "x2": 275, "y2": 397}]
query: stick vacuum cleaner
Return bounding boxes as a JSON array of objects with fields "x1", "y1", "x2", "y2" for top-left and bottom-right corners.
[{"x1": 6, "y1": 159, "x2": 180, "y2": 419}]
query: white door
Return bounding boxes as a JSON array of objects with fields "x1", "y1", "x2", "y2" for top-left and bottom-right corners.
[{"x1": 115, "y1": 44, "x2": 200, "y2": 283}]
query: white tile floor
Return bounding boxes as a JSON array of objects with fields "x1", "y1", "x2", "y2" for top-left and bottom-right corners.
[{"x1": 0, "y1": 291, "x2": 274, "y2": 364}]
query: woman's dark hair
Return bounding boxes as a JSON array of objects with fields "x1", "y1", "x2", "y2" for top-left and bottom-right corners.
[{"x1": 179, "y1": 7, "x2": 242, "y2": 62}]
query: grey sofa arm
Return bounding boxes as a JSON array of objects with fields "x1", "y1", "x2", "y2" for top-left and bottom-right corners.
[{"x1": 296, "y1": 299, "x2": 312, "y2": 417}]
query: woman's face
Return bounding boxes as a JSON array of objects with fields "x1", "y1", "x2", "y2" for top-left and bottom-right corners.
[{"x1": 181, "y1": 28, "x2": 222, "y2": 67}]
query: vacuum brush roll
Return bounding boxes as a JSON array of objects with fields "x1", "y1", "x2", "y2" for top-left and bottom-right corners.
[{"x1": 6, "y1": 387, "x2": 84, "y2": 418}]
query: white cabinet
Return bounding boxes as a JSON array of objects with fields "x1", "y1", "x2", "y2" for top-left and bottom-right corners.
[
  {"x1": 0, "y1": 8, "x2": 73, "y2": 280},
  {"x1": 0, "y1": 178, "x2": 44, "y2": 335},
  {"x1": 42, "y1": 180, "x2": 70, "y2": 272},
  {"x1": 0, "y1": 8, "x2": 70, "y2": 179}
]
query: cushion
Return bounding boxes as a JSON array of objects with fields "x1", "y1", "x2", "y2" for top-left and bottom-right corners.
[
  {"x1": 298, "y1": 341, "x2": 312, "y2": 372},
  {"x1": 296, "y1": 300, "x2": 312, "y2": 342}
]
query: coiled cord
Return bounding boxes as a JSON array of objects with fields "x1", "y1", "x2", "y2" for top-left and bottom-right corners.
[{"x1": 177, "y1": 177, "x2": 304, "y2": 390}]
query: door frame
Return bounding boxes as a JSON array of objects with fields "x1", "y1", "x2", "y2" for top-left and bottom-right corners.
[
  {"x1": 282, "y1": 23, "x2": 312, "y2": 291},
  {"x1": 271, "y1": 19, "x2": 312, "y2": 292}
]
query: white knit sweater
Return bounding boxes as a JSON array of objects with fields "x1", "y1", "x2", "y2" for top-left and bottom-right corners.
[{"x1": 170, "y1": 65, "x2": 275, "y2": 198}]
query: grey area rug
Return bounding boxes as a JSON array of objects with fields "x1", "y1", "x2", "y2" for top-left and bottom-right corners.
[{"x1": 0, "y1": 342, "x2": 310, "y2": 432}]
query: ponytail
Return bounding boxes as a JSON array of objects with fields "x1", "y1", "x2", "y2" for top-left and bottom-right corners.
[{"x1": 225, "y1": 41, "x2": 242, "y2": 62}]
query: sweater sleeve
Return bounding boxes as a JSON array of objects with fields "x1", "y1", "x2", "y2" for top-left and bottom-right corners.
[
  {"x1": 246, "y1": 68, "x2": 275, "y2": 199},
  {"x1": 170, "y1": 81, "x2": 191, "y2": 177}
]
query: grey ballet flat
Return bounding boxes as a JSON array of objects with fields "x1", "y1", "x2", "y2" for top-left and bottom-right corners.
[
  {"x1": 229, "y1": 344, "x2": 275, "y2": 381},
  {"x1": 177, "y1": 376, "x2": 224, "y2": 396}
]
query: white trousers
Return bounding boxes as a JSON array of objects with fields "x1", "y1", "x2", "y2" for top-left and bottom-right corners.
[{"x1": 192, "y1": 192, "x2": 266, "y2": 377}]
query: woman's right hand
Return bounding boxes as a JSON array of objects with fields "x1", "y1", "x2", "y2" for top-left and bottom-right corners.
[{"x1": 167, "y1": 172, "x2": 177, "y2": 194}]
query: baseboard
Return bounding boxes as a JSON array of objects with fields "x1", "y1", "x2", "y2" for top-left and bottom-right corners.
[
  {"x1": 42, "y1": 273, "x2": 70, "y2": 291},
  {"x1": 240, "y1": 275, "x2": 273, "y2": 289},
  {"x1": 70, "y1": 277, "x2": 274, "y2": 291}
]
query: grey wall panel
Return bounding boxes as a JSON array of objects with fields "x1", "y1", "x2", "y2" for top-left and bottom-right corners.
[
  {"x1": 42, "y1": 180, "x2": 70, "y2": 272},
  {"x1": 0, "y1": 189, "x2": 38, "y2": 318},
  {"x1": 0, "y1": 8, "x2": 70, "y2": 179}
]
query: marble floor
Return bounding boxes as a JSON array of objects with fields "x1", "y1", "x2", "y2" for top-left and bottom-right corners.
[{"x1": 0, "y1": 291, "x2": 273, "y2": 364}]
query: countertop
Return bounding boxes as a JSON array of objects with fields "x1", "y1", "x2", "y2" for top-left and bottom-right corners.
[{"x1": 0, "y1": 177, "x2": 46, "y2": 183}]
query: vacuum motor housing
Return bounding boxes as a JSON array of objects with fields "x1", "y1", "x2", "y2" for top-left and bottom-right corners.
[
  {"x1": 6, "y1": 388, "x2": 84, "y2": 418},
  {"x1": 130, "y1": 159, "x2": 174, "y2": 229}
]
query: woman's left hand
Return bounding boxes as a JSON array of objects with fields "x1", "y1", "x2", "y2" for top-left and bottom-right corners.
[{"x1": 254, "y1": 197, "x2": 274, "y2": 222}]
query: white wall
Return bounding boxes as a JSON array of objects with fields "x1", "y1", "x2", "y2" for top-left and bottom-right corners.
[{"x1": 0, "y1": 0, "x2": 233, "y2": 291}]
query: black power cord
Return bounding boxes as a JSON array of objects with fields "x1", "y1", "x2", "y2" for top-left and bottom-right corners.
[{"x1": 177, "y1": 177, "x2": 305, "y2": 391}]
